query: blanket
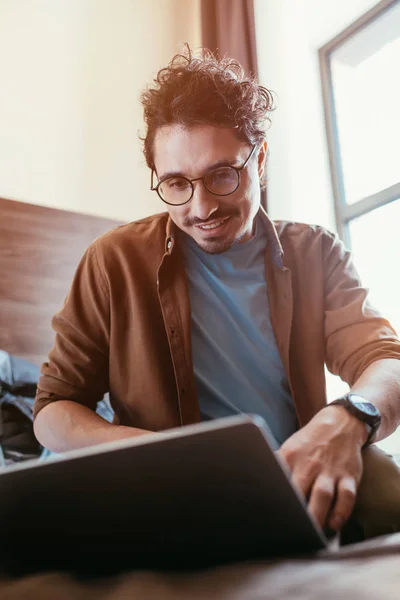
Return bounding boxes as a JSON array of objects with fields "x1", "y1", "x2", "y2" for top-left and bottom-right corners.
[{"x1": 1, "y1": 534, "x2": 400, "y2": 599}]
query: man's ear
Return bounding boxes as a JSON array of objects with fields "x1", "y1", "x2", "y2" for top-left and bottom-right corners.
[{"x1": 258, "y1": 141, "x2": 268, "y2": 179}]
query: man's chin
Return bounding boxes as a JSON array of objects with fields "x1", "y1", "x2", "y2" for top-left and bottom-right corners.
[{"x1": 194, "y1": 235, "x2": 238, "y2": 255}]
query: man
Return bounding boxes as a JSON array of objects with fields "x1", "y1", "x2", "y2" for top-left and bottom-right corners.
[{"x1": 34, "y1": 48, "x2": 400, "y2": 538}]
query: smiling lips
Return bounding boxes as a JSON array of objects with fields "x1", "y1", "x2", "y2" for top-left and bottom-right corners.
[{"x1": 196, "y1": 216, "x2": 230, "y2": 232}]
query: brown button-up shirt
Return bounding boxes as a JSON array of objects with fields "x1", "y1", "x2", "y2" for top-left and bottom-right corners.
[{"x1": 34, "y1": 208, "x2": 400, "y2": 431}]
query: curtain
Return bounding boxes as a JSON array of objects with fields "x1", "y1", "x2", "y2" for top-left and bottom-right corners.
[
  {"x1": 200, "y1": 0, "x2": 267, "y2": 209},
  {"x1": 201, "y1": 0, "x2": 258, "y2": 76}
]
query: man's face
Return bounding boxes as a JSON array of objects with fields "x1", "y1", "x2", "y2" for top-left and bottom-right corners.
[{"x1": 153, "y1": 124, "x2": 266, "y2": 254}]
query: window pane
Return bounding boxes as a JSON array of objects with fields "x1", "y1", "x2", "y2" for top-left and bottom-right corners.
[
  {"x1": 331, "y1": 2, "x2": 400, "y2": 205},
  {"x1": 349, "y1": 199, "x2": 400, "y2": 333},
  {"x1": 349, "y1": 199, "x2": 400, "y2": 455}
]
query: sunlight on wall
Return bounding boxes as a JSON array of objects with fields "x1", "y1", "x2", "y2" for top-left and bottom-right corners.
[
  {"x1": 254, "y1": 0, "x2": 378, "y2": 230},
  {"x1": 0, "y1": 0, "x2": 201, "y2": 222}
]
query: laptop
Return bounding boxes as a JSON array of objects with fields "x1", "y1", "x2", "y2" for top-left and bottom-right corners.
[{"x1": 0, "y1": 414, "x2": 333, "y2": 577}]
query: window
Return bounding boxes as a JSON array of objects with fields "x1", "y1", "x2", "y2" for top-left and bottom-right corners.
[{"x1": 319, "y1": 0, "x2": 400, "y2": 454}]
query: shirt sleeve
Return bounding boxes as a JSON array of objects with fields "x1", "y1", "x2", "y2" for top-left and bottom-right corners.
[
  {"x1": 323, "y1": 229, "x2": 400, "y2": 386},
  {"x1": 33, "y1": 243, "x2": 110, "y2": 419}
]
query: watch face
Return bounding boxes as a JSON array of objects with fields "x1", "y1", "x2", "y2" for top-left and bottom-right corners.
[
  {"x1": 348, "y1": 395, "x2": 380, "y2": 417},
  {"x1": 353, "y1": 402, "x2": 379, "y2": 416}
]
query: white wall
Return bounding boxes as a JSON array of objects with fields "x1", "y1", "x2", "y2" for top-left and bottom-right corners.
[
  {"x1": 254, "y1": 0, "x2": 378, "y2": 231},
  {"x1": 0, "y1": 0, "x2": 201, "y2": 221},
  {"x1": 254, "y1": 0, "x2": 400, "y2": 454}
]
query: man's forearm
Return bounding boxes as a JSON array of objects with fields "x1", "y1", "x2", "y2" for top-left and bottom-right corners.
[
  {"x1": 33, "y1": 400, "x2": 151, "y2": 453},
  {"x1": 349, "y1": 358, "x2": 400, "y2": 441}
]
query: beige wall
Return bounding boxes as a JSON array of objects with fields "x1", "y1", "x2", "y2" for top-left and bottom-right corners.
[{"x1": 0, "y1": 0, "x2": 201, "y2": 221}]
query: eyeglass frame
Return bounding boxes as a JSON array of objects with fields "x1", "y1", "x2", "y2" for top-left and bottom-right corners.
[{"x1": 150, "y1": 144, "x2": 257, "y2": 206}]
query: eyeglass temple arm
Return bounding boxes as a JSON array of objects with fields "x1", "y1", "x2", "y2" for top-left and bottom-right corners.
[
  {"x1": 150, "y1": 169, "x2": 157, "y2": 191},
  {"x1": 241, "y1": 144, "x2": 257, "y2": 170}
]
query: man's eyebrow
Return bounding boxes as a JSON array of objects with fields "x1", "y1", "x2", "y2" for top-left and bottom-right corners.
[{"x1": 158, "y1": 156, "x2": 241, "y2": 183}]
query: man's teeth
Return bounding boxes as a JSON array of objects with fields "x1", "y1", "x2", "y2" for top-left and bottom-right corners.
[{"x1": 199, "y1": 219, "x2": 226, "y2": 230}]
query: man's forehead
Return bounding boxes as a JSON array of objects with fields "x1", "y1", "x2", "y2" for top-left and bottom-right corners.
[{"x1": 153, "y1": 124, "x2": 245, "y2": 177}]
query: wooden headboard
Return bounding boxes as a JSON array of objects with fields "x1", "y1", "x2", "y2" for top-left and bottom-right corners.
[{"x1": 0, "y1": 197, "x2": 123, "y2": 366}]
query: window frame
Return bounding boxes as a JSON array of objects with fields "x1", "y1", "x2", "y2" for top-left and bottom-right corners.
[{"x1": 319, "y1": 0, "x2": 400, "y2": 247}]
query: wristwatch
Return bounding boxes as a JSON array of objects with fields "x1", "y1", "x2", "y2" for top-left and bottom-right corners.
[{"x1": 329, "y1": 393, "x2": 381, "y2": 447}]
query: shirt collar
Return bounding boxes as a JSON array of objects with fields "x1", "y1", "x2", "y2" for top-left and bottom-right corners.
[{"x1": 257, "y1": 206, "x2": 284, "y2": 269}]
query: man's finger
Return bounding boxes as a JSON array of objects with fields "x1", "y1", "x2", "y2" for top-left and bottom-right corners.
[
  {"x1": 291, "y1": 469, "x2": 316, "y2": 501},
  {"x1": 328, "y1": 476, "x2": 357, "y2": 531},
  {"x1": 307, "y1": 474, "x2": 335, "y2": 528}
]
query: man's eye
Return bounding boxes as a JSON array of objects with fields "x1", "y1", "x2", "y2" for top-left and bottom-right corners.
[
  {"x1": 165, "y1": 178, "x2": 190, "y2": 190},
  {"x1": 208, "y1": 168, "x2": 236, "y2": 185},
  {"x1": 214, "y1": 172, "x2": 231, "y2": 182}
]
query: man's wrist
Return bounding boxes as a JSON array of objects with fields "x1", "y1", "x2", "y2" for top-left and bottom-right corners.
[
  {"x1": 326, "y1": 394, "x2": 382, "y2": 447},
  {"x1": 324, "y1": 404, "x2": 370, "y2": 447}
]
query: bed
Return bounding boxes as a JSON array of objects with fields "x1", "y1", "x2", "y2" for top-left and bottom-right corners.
[{"x1": 1, "y1": 196, "x2": 400, "y2": 599}]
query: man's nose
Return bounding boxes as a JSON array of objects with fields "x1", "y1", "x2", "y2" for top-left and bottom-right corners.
[{"x1": 190, "y1": 181, "x2": 219, "y2": 221}]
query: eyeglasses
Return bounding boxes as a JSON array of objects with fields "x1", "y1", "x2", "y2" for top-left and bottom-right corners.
[{"x1": 150, "y1": 144, "x2": 257, "y2": 206}]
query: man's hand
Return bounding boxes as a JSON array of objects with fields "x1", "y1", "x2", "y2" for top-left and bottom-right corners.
[{"x1": 279, "y1": 405, "x2": 369, "y2": 531}]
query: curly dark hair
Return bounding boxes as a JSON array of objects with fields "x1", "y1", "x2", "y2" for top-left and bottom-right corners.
[{"x1": 140, "y1": 46, "x2": 274, "y2": 170}]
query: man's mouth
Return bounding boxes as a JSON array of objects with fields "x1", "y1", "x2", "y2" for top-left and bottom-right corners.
[{"x1": 196, "y1": 217, "x2": 230, "y2": 231}]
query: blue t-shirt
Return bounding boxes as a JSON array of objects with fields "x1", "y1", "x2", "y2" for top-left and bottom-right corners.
[{"x1": 182, "y1": 215, "x2": 298, "y2": 449}]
